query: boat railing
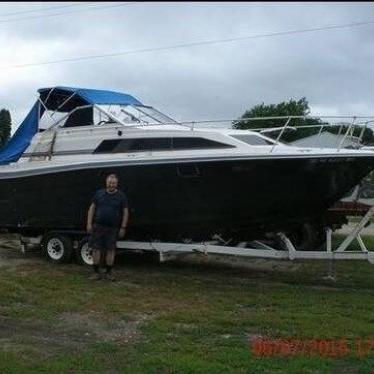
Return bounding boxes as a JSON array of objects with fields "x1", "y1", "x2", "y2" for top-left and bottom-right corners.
[
  {"x1": 36, "y1": 102, "x2": 374, "y2": 155},
  {"x1": 166, "y1": 115, "x2": 374, "y2": 153}
]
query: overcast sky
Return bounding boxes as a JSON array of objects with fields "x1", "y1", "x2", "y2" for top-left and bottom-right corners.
[{"x1": 1, "y1": 1, "x2": 374, "y2": 130}]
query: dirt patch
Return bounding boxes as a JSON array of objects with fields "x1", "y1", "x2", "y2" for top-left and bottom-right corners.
[
  {"x1": 57, "y1": 311, "x2": 148, "y2": 345},
  {"x1": 180, "y1": 253, "x2": 304, "y2": 273},
  {"x1": 0, "y1": 312, "x2": 149, "y2": 357}
]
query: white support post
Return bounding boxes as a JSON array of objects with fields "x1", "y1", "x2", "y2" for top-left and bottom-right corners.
[
  {"x1": 252, "y1": 240, "x2": 278, "y2": 251},
  {"x1": 326, "y1": 228, "x2": 332, "y2": 253},
  {"x1": 276, "y1": 232, "x2": 297, "y2": 260},
  {"x1": 356, "y1": 234, "x2": 368, "y2": 252},
  {"x1": 270, "y1": 117, "x2": 291, "y2": 153},
  {"x1": 337, "y1": 117, "x2": 356, "y2": 151}
]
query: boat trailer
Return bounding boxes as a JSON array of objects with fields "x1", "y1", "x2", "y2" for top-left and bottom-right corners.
[{"x1": 18, "y1": 206, "x2": 374, "y2": 266}]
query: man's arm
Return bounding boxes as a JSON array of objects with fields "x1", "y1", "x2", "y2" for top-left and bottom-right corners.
[
  {"x1": 121, "y1": 207, "x2": 129, "y2": 228},
  {"x1": 87, "y1": 202, "x2": 96, "y2": 233},
  {"x1": 119, "y1": 207, "x2": 129, "y2": 238}
]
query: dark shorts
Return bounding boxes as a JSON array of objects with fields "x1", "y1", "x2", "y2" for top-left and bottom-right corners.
[{"x1": 88, "y1": 224, "x2": 118, "y2": 251}]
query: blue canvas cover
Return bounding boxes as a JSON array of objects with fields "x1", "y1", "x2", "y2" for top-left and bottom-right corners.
[
  {"x1": 38, "y1": 87, "x2": 143, "y2": 106},
  {"x1": 0, "y1": 102, "x2": 39, "y2": 165}
]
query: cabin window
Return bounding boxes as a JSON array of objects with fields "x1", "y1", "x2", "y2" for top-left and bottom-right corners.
[
  {"x1": 94, "y1": 138, "x2": 171, "y2": 153},
  {"x1": 231, "y1": 134, "x2": 274, "y2": 146},
  {"x1": 172, "y1": 137, "x2": 234, "y2": 150},
  {"x1": 94, "y1": 137, "x2": 234, "y2": 153},
  {"x1": 122, "y1": 138, "x2": 171, "y2": 152}
]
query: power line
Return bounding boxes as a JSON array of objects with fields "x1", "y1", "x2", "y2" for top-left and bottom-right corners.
[
  {"x1": 0, "y1": 2, "x2": 136, "y2": 24},
  {"x1": 4, "y1": 18, "x2": 374, "y2": 69},
  {"x1": 0, "y1": 2, "x2": 96, "y2": 18}
]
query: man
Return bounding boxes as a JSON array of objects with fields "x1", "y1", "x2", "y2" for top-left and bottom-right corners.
[{"x1": 87, "y1": 174, "x2": 129, "y2": 281}]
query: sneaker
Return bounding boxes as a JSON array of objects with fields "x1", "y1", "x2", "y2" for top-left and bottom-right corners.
[
  {"x1": 89, "y1": 273, "x2": 103, "y2": 281},
  {"x1": 104, "y1": 272, "x2": 116, "y2": 282}
]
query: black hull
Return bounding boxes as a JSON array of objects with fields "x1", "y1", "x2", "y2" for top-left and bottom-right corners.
[{"x1": 1, "y1": 156, "x2": 373, "y2": 241}]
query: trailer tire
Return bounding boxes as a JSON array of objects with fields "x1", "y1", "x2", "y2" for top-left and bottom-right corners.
[
  {"x1": 41, "y1": 233, "x2": 73, "y2": 263},
  {"x1": 292, "y1": 223, "x2": 325, "y2": 251},
  {"x1": 76, "y1": 237, "x2": 94, "y2": 266}
]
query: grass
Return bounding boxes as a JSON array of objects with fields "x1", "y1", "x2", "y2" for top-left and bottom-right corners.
[
  {"x1": 0, "y1": 235, "x2": 374, "y2": 372},
  {"x1": 333, "y1": 232, "x2": 374, "y2": 251}
]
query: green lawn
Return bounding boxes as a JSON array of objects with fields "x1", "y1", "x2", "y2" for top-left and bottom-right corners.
[{"x1": 0, "y1": 236, "x2": 374, "y2": 373}]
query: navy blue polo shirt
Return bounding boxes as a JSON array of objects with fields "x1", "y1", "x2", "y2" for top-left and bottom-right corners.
[{"x1": 92, "y1": 188, "x2": 128, "y2": 228}]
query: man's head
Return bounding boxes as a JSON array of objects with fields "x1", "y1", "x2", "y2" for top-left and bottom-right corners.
[{"x1": 106, "y1": 174, "x2": 119, "y2": 192}]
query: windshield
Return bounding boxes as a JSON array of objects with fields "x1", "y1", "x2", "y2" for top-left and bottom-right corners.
[{"x1": 95, "y1": 104, "x2": 177, "y2": 126}]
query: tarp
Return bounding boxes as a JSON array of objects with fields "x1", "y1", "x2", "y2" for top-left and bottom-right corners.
[
  {"x1": 38, "y1": 86, "x2": 143, "y2": 106},
  {"x1": 0, "y1": 102, "x2": 40, "y2": 165}
]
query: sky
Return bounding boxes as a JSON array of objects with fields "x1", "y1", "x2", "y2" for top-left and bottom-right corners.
[{"x1": 1, "y1": 1, "x2": 374, "y2": 130}]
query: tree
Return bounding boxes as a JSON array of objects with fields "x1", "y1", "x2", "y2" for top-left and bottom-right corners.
[
  {"x1": 232, "y1": 98, "x2": 325, "y2": 142},
  {"x1": 0, "y1": 109, "x2": 11, "y2": 147},
  {"x1": 232, "y1": 98, "x2": 374, "y2": 144}
]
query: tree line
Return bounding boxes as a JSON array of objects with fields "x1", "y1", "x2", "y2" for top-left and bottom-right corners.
[{"x1": 0, "y1": 109, "x2": 11, "y2": 148}]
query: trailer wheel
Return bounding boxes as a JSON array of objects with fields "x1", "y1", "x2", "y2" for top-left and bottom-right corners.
[
  {"x1": 76, "y1": 237, "x2": 93, "y2": 266},
  {"x1": 41, "y1": 233, "x2": 73, "y2": 263},
  {"x1": 291, "y1": 223, "x2": 326, "y2": 251}
]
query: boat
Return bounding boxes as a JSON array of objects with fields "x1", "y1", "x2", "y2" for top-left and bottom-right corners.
[{"x1": 1, "y1": 86, "x2": 374, "y2": 248}]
